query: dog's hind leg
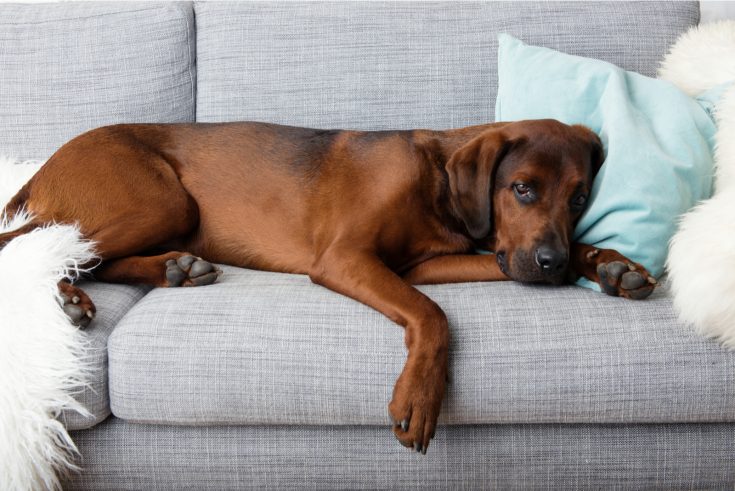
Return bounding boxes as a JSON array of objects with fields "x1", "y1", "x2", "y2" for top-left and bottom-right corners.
[
  {"x1": 0, "y1": 222, "x2": 39, "y2": 248},
  {"x1": 94, "y1": 251, "x2": 221, "y2": 288},
  {"x1": 0, "y1": 223, "x2": 98, "y2": 328},
  {"x1": 11, "y1": 133, "x2": 207, "y2": 326}
]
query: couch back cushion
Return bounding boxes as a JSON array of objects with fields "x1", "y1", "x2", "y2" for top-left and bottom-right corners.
[
  {"x1": 195, "y1": 1, "x2": 698, "y2": 130},
  {"x1": 0, "y1": 2, "x2": 195, "y2": 160}
]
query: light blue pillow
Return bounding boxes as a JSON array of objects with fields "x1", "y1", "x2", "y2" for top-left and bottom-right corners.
[{"x1": 495, "y1": 34, "x2": 718, "y2": 290}]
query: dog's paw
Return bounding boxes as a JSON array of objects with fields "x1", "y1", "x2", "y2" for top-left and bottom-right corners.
[
  {"x1": 388, "y1": 356, "x2": 446, "y2": 455},
  {"x1": 59, "y1": 284, "x2": 96, "y2": 329},
  {"x1": 165, "y1": 255, "x2": 222, "y2": 287},
  {"x1": 594, "y1": 252, "x2": 657, "y2": 300}
]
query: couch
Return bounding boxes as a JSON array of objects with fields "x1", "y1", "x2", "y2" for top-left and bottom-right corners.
[{"x1": 2, "y1": 1, "x2": 734, "y2": 488}]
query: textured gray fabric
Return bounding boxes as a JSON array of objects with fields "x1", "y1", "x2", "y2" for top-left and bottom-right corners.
[
  {"x1": 109, "y1": 266, "x2": 735, "y2": 426},
  {"x1": 0, "y1": 2, "x2": 195, "y2": 161},
  {"x1": 66, "y1": 418, "x2": 735, "y2": 490},
  {"x1": 195, "y1": 1, "x2": 698, "y2": 129},
  {"x1": 61, "y1": 282, "x2": 150, "y2": 431}
]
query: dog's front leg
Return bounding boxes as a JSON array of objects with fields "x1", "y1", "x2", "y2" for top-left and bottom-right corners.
[
  {"x1": 310, "y1": 248, "x2": 448, "y2": 454},
  {"x1": 403, "y1": 254, "x2": 509, "y2": 285}
]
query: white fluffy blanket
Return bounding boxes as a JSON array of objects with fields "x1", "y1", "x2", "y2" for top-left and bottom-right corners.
[
  {"x1": 0, "y1": 158, "x2": 97, "y2": 490},
  {"x1": 659, "y1": 20, "x2": 735, "y2": 348}
]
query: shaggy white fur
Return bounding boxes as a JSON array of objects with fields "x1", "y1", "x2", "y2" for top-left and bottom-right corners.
[
  {"x1": 0, "y1": 157, "x2": 96, "y2": 490},
  {"x1": 659, "y1": 20, "x2": 735, "y2": 97},
  {"x1": 659, "y1": 21, "x2": 735, "y2": 348}
]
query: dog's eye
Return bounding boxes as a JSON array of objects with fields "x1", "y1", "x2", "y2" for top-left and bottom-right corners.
[
  {"x1": 513, "y1": 183, "x2": 535, "y2": 202},
  {"x1": 573, "y1": 194, "x2": 588, "y2": 207},
  {"x1": 513, "y1": 183, "x2": 531, "y2": 196}
]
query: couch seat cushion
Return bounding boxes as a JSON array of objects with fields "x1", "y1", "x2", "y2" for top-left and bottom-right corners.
[
  {"x1": 108, "y1": 266, "x2": 735, "y2": 426},
  {"x1": 61, "y1": 282, "x2": 150, "y2": 430}
]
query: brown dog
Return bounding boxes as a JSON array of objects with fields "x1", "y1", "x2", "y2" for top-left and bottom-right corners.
[{"x1": 0, "y1": 119, "x2": 655, "y2": 453}]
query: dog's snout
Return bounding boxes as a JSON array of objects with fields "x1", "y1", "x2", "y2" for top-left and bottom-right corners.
[{"x1": 535, "y1": 245, "x2": 568, "y2": 275}]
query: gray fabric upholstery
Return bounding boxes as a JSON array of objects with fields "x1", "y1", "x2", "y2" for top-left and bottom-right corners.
[
  {"x1": 61, "y1": 282, "x2": 150, "y2": 431},
  {"x1": 195, "y1": 1, "x2": 698, "y2": 129},
  {"x1": 67, "y1": 418, "x2": 735, "y2": 490},
  {"x1": 0, "y1": 2, "x2": 195, "y2": 161},
  {"x1": 109, "y1": 266, "x2": 735, "y2": 426}
]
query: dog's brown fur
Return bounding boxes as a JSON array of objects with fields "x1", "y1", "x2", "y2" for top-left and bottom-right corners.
[{"x1": 0, "y1": 119, "x2": 655, "y2": 453}]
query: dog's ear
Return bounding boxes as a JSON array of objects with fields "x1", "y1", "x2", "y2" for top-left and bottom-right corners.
[
  {"x1": 589, "y1": 132, "x2": 605, "y2": 178},
  {"x1": 590, "y1": 131, "x2": 605, "y2": 179},
  {"x1": 573, "y1": 125, "x2": 605, "y2": 178},
  {"x1": 446, "y1": 129, "x2": 512, "y2": 239}
]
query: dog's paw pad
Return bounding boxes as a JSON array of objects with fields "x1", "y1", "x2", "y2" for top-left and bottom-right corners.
[
  {"x1": 165, "y1": 259, "x2": 188, "y2": 287},
  {"x1": 605, "y1": 261, "x2": 628, "y2": 278},
  {"x1": 60, "y1": 291, "x2": 95, "y2": 329},
  {"x1": 176, "y1": 254, "x2": 197, "y2": 270},
  {"x1": 620, "y1": 271, "x2": 646, "y2": 290},
  {"x1": 165, "y1": 256, "x2": 221, "y2": 287},
  {"x1": 189, "y1": 259, "x2": 214, "y2": 278},
  {"x1": 596, "y1": 259, "x2": 655, "y2": 300}
]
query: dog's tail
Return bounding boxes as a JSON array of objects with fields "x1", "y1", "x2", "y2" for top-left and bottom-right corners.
[
  {"x1": 1, "y1": 192, "x2": 39, "y2": 250},
  {"x1": 1, "y1": 159, "x2": 43, "y2": 250}
]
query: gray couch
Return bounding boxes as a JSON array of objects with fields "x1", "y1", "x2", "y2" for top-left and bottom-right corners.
[{"x1": 2, "y1": 1, "x2": 734, "y2": 488}]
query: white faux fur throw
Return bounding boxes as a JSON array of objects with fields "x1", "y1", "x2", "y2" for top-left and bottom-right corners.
[
  {"x1": 659, "y1": 21, "x2": 735, "y2": 348},
  {"x1": 0, "y1": 157, "x2": 97, "y2": 490}
]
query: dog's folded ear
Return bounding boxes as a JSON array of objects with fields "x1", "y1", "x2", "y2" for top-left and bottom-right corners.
[
  {"x1": 573, "y1": 125, "x2": 605, "y2": 178},
  {"x1": 446, "y1": 129, "x2": 512, "y2": 239},
  {"x1": 589, "y1": 132, "x2": 605, "y2": 177}
]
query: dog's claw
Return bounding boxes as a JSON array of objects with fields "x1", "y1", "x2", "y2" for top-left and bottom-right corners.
[
  {"x1": 401, "y1": 419, "x2": 409, "y2": 432},
  {"x1": 414, "y1": 442, "x2": 422, "y2": 453}
]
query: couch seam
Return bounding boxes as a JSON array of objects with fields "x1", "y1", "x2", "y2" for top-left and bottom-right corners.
[
  {"x1": 0, "y1": 6, "x2": 169, "y2": 26},
  {"x1": 180, "y1": 2, "x2": 197, "y2": 122}
]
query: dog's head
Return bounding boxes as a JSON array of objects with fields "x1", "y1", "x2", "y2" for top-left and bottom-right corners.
[{"x1": 446, "y1": 119, "x2": 603, "y2": 284}]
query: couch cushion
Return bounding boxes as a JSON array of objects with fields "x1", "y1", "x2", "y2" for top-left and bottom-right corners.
[
  {"x1": 109, "y1": 266, "x2": 735, "y2": 426},
  {"x1": 67, "y1": 419, "x2": 735, "y2": 490},
  {"x1": 0, "y1": 2, "x2": 195, "y2": 161},
  {"x1": 61, "y1": 282, "x2": 150, "y2": 430},
  {"x1": 195, "y1": 1, "x2": 698, "y2": 129}
]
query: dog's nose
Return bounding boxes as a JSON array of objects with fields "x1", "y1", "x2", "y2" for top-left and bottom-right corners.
[{"x1": 535, "y1": 246, "x2": 568, "y2": 275}]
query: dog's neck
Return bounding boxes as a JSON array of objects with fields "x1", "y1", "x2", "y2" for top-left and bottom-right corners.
[{"x1": 411, "y1": 123, "x2": 506, "y2": 247}]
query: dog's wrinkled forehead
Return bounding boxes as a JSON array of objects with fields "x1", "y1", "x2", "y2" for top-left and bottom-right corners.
[{"x1": 500, "y1": 120, "x2": 602, "y2": 182}]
